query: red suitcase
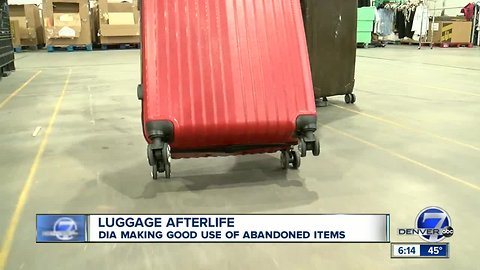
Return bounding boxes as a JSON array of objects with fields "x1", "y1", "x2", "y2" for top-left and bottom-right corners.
[{"x1": 138, "y1": 0, "x2": 320, "y2": 179}]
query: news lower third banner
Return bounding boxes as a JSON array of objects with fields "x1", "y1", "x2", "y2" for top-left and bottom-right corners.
[{"x1": 36, "y1": 214, "x2": 390, "y2": 243}]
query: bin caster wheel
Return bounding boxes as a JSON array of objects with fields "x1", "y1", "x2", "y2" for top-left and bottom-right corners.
[
  {"x1": 350, "y1": 93, "x2": 356, "y2": 104},
  {"x1": 151, "y1": 164, "x2": 158, "y2": 180},
  {"x1": 313, "y1": 139, "x2": 320, "y2": 156},
  {"x1": 345, "y1": 93, "x2": 356, "y2": 104},
  {"x1": 291, "y1": 150, "x2": 301, "y2": 169},
  {"x1": 298, "y1": 139, "x2": 307, "y2": 157},
  {"x1": 280, "y1": 151, "x2": 289, "y2": 170}
]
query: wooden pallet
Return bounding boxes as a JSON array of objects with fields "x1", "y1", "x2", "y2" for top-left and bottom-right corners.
[
  {"x1": 436, "y1": 42, "x2": 473, "y2": 48},
  {"x1": 47, "y1": 44, "x2": 93, "y2": 52},
  {"x1": 13, "y1": 45, "x2": 44, "y2": 53},
  {"x1": 400, "y1": 40, "x2": 473, "y2": 48},
  {"x1": 100, "y1": 43, "x2": 140, "y2": 50}
]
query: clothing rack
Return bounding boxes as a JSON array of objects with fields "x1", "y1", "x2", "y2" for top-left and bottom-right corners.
[
  {"x1": 420, "y1": 5, "x2": 480, "y2": 49},
  {"x1": 394, "y1": 0, "x2": 429, "y2": 44},
  {"x1": 417, "y1": 1, "x2": 428, "y2": 49}
]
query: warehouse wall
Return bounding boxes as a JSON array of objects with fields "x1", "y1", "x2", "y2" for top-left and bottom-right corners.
[
  {"x1": 439, "y1": 0, "x2": 473, "y2": 16},
  {"x1": 7, "y1": 0, "x2": 41, "y2": 4}
]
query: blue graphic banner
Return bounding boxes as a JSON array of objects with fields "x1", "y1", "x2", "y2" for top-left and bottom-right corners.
[{"x1": 36, "y1": 215, "x2": 87, "y2": 243}]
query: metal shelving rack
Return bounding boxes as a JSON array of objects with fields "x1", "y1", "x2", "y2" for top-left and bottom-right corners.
[{"x1": 0, "y1": 0, "x2": 15, "y2": 78}]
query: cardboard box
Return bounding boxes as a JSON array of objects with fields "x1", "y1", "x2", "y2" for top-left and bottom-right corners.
[
  {"x1": 96, "y1": 0, "x2": 140, "y2": 44},
  {"x1": 53, "y1": 13, "x2": 81, "y2": 38},
  {"x1": 10, "y1": 17, "x2": 35, "y2": 39},
  {"x1": 429, "y1": 20, "x2": 472, "y2": 43},
  {"x1": 8, "y1": 4, "x2": 44, "y2": 47},
  {"x1": 10, "y1": 20, "x2": 22, "y2": 48},
  {"x1": 108, "y1": 12, "x2": 135, "y2": 25},
  {"x1": 97, "y1": 36, "x2": 139, "y2": 45},
  {"x1": 43, "y1": 0, "x2": 93, "y2": 46}
]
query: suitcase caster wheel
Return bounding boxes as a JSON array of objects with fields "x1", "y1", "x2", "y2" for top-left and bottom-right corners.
[
  {"x1": 162, "y1": 143, "x2": 172, "y2": 178},
  {"x1": 151, "y1": 165, "x2": 158, "y2": 180},
  {"x1": 157, "y1": 162, "x2": 165, "y2": 173},
  {"x1": 164, "y1": 163, "x2": 171, "y2": 179},
  {"x1": 147, "y1": 144, "x2": 156, "y2": 166},
  {"x1": 313, "y1": 139, "x2": 320, "y2": 156},
  {"x1": 345, "y1": 94, "x2": 356, "y2": 104},
  {"x1": 162, "y1": 144, "x2": 171, "y2": 164},
  {"x1": 291, "y1": 150, "x2": 301, "y2": 169},
  {"x1": 298, "y1": 139, "x2": 307, "y2": 157},
  {"x1": 280, "y1": 151, "x2": 289, "y2": 170}
]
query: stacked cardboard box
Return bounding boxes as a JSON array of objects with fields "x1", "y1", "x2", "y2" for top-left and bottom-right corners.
[
  {"x1": 10, "y1": 20, "x2": 21, "y2": 48},
  {"x1": 9, "y1": 4, "x2": 44, "y2": 49},
  {"x1": 96, "y1": 0, "x2": 140, "y2": 45},
  {"x1": 43, "y1": 0, "x2": 94, "y2": 48},
  {"x1": 429, "y1": 17, "x2": 472, "y2": 44}
]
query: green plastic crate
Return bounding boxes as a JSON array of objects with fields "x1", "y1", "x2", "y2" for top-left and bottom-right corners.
[
  {"x1": 357, "y1": 20, "x2": 374, "y2": 32},
  {"x1": 358, "y1": 7, "x2": 376, "y2": 20},
  {"x1": 357, "y1": 7, "x2": 375, "y2": 44},
  {"x1": 357, "y1": 32, "x2": 372, "y2": 44}
]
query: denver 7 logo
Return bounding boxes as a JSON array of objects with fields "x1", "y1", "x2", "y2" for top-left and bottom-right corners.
[{"x1": 416, "y1": 207, "x2": 452, "y2": 242}]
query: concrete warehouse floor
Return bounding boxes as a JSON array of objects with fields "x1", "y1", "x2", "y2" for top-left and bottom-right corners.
[{"x1": 0, "y1": 46, "x2": 479, "y2": 270}]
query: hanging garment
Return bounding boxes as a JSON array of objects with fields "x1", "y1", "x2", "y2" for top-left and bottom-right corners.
[
  {"x1": 374, "y1": 8, "x2": 381, "y2": 34},
  {"x1": 412, "y1": 4, "x2": 429, "y2": 38},
  {"x1": 405, "y1": 8, "x2": 416, "y2": 38},
  {"x1": 358, "y1": 0, "x2": 371, "y2": 8},
  {"x1": 375, "y1": 8, "x2": 395, "y2": 36},
  {"x1": 461, "y1": 3, "x2": 475, "y2": 21},
  {"x1": 396, "y1": 10, "x2": 407, "y2": 38}
]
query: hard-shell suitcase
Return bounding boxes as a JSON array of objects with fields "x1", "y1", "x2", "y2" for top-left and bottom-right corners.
[
  {"x1": 300, "y1": 0, "x2": 358, "y2": 105},
  {"x1": 138, "y1": 0, "x2": 320, "y2": 179}
]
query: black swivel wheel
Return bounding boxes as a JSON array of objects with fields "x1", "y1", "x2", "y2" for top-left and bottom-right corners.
[
  {"x1": 313, "y1": 139, "x2": 320, "y2": 156},
  {"x1": 147, "y1": 144, "x2": 156, "y2": 166},
  {"x1": 345, "y1": 93, "x2": 356, "y2": 104},
  {"x1": 162, "y1": 143, "x2": 172, "y2": 178},
  {"x1": 151, "y1": 164, "x2": 158, "y2": 180},
  {"x1": 157, "y1": 161, "x2": 165, "y2": 173},
  {"x1": 280, "y1": 151, "x2": 289, "y2": 170},
  {"x1": 291, "y1": 150, "x2": 301, "y2": 169},
  {"x1": 164, "y1": 163, "x2": 171, "y2": 179},
  {"x1": 350, "y1": 93, "x2": 356, "y2": 104},
  {"x1": 298, "y1": 139, "x2": 307, "y2": 157}
]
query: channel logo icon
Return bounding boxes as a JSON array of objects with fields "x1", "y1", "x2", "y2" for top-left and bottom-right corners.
[
  {"x1": 416, "y1": 207, "x2": 453, "y2": 242},
  {"x1": 37, "y1": 215, "x2": 86, "y2": 243},
  {"x1": 398, "y1": 207, "x2": 454, "y2": 243},
  {"x1": 52, "y1": 217, "x2": 78, "y2": 240}
]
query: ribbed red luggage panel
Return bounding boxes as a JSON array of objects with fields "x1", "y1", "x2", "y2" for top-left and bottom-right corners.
[{"x1": 142, "y1": 0, "x2": 316, "y2": 150}]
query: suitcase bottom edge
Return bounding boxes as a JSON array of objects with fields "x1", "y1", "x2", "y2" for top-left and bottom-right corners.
[{"x1": 171, "y1": 144, "x2": 291, "y2": 159}]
